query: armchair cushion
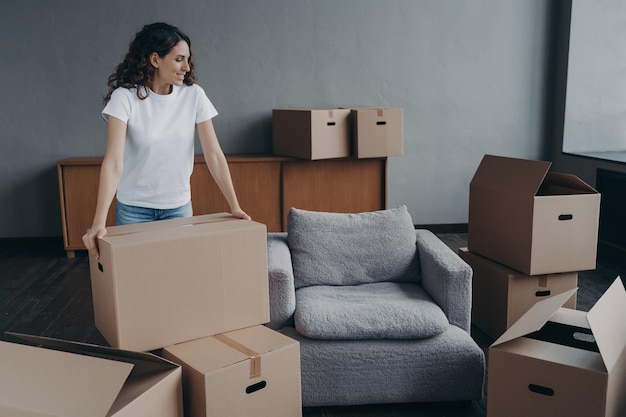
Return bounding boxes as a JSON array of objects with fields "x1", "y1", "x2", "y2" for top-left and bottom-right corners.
[
  {"x1": 287, "y1": 206, "x2": 420, "y2": 288},
  {"x1": 294, "y1": 282, "x2": 449, "y2": 339}
]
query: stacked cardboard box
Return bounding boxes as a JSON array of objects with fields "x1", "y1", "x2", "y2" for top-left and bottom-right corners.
[
  {"x1": 88, "y1": 213, "x2": 270, "y2": 352},
  {"x1": 465, "y1": 154, "x2": 600, "y2": 338},
  {"x1": 162, "y1": 325, "x2": 301, "y2": 417},
  {"x1": 464, "y1": 155, "x2": 625, "y2": 416},
  {"x1": 1, "y1": 213, "x2": 302, "y2": 417},
  {"x1": 91, "y1": 213, "x2": 302, "y2": 417},
  {"x1": 272, "y1": 107, "x2": 403, "y2": 160},
  {"x1": 458, "y1": 247, "x2": 578, "y2": 340}
]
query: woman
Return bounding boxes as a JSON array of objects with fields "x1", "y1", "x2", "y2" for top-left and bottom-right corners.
[{"x1": 83, "y1": 22, "x2": 250, "y2": 259}]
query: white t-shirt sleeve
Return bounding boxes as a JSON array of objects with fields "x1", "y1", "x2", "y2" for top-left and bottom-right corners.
[
  {"x1": 195, "y1": 86, "x2": 218, "y2": 123},
  {"x1": 102, "y1": 88, "x2": 133, "y2": 123}
]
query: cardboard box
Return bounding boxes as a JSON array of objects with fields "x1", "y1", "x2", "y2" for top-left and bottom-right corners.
[
  {"x1": 89, "y1": 213, "x2": 270, "y2": 352},
  {"x1": 272, "y1": 108, "x2": 351, "y2": 160},
  {"x1": 349, "y1": 107, "x2": 403, "y2": 158},
  {"x1": 468, "y1": 154, "x2": 601, "y2": 275},
  {"x1": 487, "y1": 277, "x2": 626, "y2": 417},
  {"x1": 162, "y1": 325, "x2": 302, "y2": 417},
  {"x1": 459, "y1": 247, "x2": 577, "y2": 339},
  {"x1": 0, "y1": 333, "x2": 183, "y2": 417}
]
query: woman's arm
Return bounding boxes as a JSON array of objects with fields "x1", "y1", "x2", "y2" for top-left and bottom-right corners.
[
  {"x1": 82, "y1": 116, "x2": 127, "y2": 259},
  {"x1": 197, "y1": 119, "x2": 250, "y2": 220}
]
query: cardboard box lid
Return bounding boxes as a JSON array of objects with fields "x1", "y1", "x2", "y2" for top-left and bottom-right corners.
[
  {"x1": 0, "y1": 337, "x2": 131, "y2": 417},
  {"x1": 586, "y1": 278, "x2": 626, "y2": 371},
  {"x1": 1, "y1": 333, "x2": 180, "y2": 417},
  {"x1": 471, "y1": 154, "x2": 552, "y2": 197},
  {"x1": 493, "y1": 277, "x2": 626, "y2": 371},
  {"x1": 471, "y1": 154, "x2": 598, "y2": 197},
  {"x1": 492, "y1": 287, "x2": 579, "y2": 347}
]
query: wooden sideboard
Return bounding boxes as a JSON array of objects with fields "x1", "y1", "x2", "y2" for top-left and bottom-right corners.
[{"x1": 57, "y1": 155, "x2": 387, "y2": 257}]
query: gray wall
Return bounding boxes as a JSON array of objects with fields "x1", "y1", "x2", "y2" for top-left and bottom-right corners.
[{"x1": 1, "y1": 0, "x2": 552, "y2": 238}]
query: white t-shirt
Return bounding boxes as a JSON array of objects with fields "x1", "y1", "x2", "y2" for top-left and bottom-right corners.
[{"x1": 102, "y1": 84, "x2": 218, "y2": 209}]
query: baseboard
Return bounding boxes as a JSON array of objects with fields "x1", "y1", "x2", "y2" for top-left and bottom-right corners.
[
  {"x1": 415, "y1": 223, "x2": 468, "y2": 234},
  {"x1": 0, "y1": 236, "x2": 65, "y2": 256}
]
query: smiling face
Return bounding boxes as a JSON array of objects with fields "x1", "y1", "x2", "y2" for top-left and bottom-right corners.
[{"x1": 150, "y1": 40, "x2": 191, "y2": 94}]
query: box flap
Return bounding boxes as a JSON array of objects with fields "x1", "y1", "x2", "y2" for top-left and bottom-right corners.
[
  {"x1": 492, "y1": 288, "x2": 578, "y2": 347},
  {"x1": 8, "y1": 333, "x2": 180, "y2": 376},
  {"x1": 586, "y1": 277, "x2": 626, "y2": 371},
  {"x1": 470, "y1": 154, "x2": 551, "y2": 197},
  {"x1": 0, "y1": 338, "x2": 133, "y2": 417},
  {"x1": 540, "y1": 172, "x2": 598, "y2": 195}
]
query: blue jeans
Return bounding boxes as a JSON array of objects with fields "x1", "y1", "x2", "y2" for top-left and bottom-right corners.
[{"x1": 116, "y1": 200, "x2": 193, "y2": 225}]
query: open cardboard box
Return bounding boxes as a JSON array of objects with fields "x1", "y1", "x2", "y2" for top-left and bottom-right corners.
[
  {"x1": 459, "y1": 247, "x2": 577, "y2": 339},
  {"x1": 487, "y1": 277, "x2": 626, "y2": 417},
  {"x1": 89, "y1": 213, "x2": 269, "y2": 352},
  {"x1": 468, "y1": 154, "x2": 600, "y2": 275},
  {"x1": 0, "y1": 333, "x2": 183, "y2": 417},
  {"x1": 162, "y1": 325, "x2": 302, "y2": 417},
  {"x1": 272, "y1": 108, "x2": 351, "y2": 160}
]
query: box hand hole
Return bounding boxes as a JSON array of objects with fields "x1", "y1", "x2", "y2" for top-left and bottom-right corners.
[
  {"x1": 245, "y1": 380, "x2": 267, "y2": 394},
  {"x1": 376, "y1": 121, "x2": 387, "y2": 125},
  {"x1": 528, "y1": 384, "x2": 554, "y2": 396},
  {"x1": 535, "y1": 290, "x2": 551, "y2": 297},
  {"x1": 98, "y1": 263, "x2": 104, "y2": 272},
  {"x1": 572, "y1": 332, "x2": 596, "y2": 344},
  {"x1": 326, "y1": 122, "x2": 336, "y2": 126},
  {"x1": 558, "y1": 214, "x2": 573, "y2": 221}
]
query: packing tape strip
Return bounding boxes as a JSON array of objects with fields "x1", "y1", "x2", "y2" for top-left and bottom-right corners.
[
  {"x1": 214, "y1": 334, "x2": 262, "y2": 379},
  {"x1": 538, "y1": 275, "x2": 548, "y2": 288}
]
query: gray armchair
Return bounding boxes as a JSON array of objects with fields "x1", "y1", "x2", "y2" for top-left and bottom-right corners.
[{"x1": 265, "y1": 207, "x2": 485, "y2": 407}]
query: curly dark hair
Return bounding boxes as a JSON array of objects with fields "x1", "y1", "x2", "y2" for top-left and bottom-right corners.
[{"x1": 103, "y1": 22, "x2": 197, "y2": 105}]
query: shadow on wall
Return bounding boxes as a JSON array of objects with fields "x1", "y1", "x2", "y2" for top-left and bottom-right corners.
[{"x1": 0, "y1": 166, "x2": 62, "y2": 238}]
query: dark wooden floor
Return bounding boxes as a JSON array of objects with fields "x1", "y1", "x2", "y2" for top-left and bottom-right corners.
[{"x1": 1, "y1": 235, "x2": 624, "y2": 417}]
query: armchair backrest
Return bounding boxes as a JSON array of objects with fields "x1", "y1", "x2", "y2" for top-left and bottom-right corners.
[{"x1": 287, "y1": 206, "x2": 420, "y2": 288}]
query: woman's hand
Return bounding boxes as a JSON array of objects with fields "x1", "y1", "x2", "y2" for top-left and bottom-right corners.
[
  {"x1": 231, "y1": 207, "x2": 251, "y2": 220},
  {"x1": 82, "y1": 226, "x2": 107, "y2": 260}
]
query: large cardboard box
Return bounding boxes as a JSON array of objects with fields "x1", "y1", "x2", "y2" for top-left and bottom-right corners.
[
  {"x1": 89, "y1": 213, "x2": 270, "y2": 352},
  {"x1": 468, "y1": 154, "x2": 601, "y2": 275},
  {"x1": 272, "y1": 108, "x2": 351, "y2": 160},
  {"x1": 487, "y1": 277, "x2": 626, "y2": 417},
  {"x1": 349, "y1": 107, "x2": 403, "y2": 158},
  {"x1": 0, "y1": 333, "x2": 183, "y2": 417},
  {"x1": 162, "y1": 325, "x2": 302, "y2": 417},
  {"x1": 459, "y1": 247, "x2": 577, "y2": 339}
]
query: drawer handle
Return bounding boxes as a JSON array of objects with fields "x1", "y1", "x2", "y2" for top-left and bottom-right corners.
[
  {"x1": 558, "y1": 214, "x2": 573, "y2": 221},
  {"x1": 528, "y1": 384, "x2": 554, "y2": 396},
  {"x1": 246, "y1": 380, "x2": 267, "y2": 394}
]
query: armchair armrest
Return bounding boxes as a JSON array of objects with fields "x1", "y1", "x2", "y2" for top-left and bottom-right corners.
[
  {"x1": 266, "y1": 233, "x2": 296, "y2": 329},
  {"x1": 415, "y1": 230, "x2": 472, "y2": 332}
]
